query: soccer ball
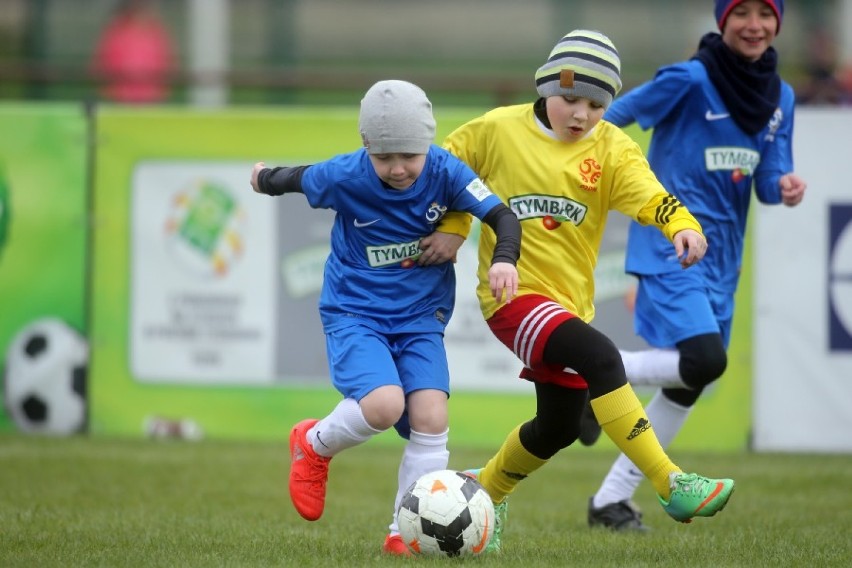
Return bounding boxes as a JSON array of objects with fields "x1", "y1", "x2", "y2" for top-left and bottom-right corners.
[
  {"x1": 397, "y1": 469, "x2": 495, "y2": 557},
  {"x1": 3, "y1": 317, "x2": 88, "y2": 435}
]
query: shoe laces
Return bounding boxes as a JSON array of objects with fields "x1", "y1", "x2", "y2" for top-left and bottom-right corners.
[
  {"x1": 671, "y1": 472, "x2": 709, "y2": 495},
  {"x1": 493, "y1": 500, "x2": 508, "y2": 531},
  {"x1": 293, "y1": 444, "x2": 330, "y2": 486}
]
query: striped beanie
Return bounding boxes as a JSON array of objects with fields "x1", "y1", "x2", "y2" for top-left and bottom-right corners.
[
  {"x1": 715, "y1": 0, "x2": 783, "y2": 34},
  {"x1": 534, "y1": 30, "x2": 622, "y2": 109}
]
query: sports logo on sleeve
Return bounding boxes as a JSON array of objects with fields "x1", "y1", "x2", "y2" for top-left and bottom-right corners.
[
  {"x1": 765, "y1": 107, "x2": 783, "y2": 142},
  {"x1": 465, "y1": 178, "x2": 494, "y2": 202}
]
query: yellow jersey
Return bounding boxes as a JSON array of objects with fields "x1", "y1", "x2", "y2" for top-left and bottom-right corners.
[{"x1": 443, "y1": 103, "x2": 702, "y2": 322}]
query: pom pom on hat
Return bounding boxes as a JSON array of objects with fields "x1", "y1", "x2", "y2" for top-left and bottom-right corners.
[
  {"x1": 715, "y1": 0, "x2": 784, "y2": 34},
  {"x1": 534, "y1": 29, "x2": 622, "y2": 109},
  {"x1": 359, "y1": 80, "x2": 436, "y2": 155}
]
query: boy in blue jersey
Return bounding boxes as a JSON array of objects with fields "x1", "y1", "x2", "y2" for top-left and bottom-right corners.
[
  {"x1": 583, "y1": 0, "x2": 807, "y2": 531},
  {"x1": 250, "y1": 79, "x2": 520, "y2": 555}
]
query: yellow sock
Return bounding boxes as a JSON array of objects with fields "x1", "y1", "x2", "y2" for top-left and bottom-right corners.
[
  {"x1": 590, "y1": 384, "x2": 680, "y2": 499},
  {"x1": 479, "y1": 424, "x2": 547, "y2": 503}
]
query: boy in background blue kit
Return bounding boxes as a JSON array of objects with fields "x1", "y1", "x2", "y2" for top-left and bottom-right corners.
[
  {"x1": 250, "y1": 79, "x2": 520, "y2": 555},
  {"x1": 582, "y1": 0, "x2": 807, "y2": 531}
]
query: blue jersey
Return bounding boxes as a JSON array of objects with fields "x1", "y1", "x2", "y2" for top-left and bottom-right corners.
[
  {"x1": 605, "y1": 60, "x2": 796, "y2": 294},
  {"x1": 301, "y1": 145, "x2": 503, "y2": 334}
]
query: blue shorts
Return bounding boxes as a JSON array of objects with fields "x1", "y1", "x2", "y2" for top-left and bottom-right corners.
[
  {"x1": 325, "y1": 325, "x2": 450, "y2": 440},
  {"x1": 634, "y1": 270, "x2": 734, "y2": 349}
]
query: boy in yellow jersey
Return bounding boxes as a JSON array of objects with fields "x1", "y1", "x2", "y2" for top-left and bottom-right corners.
[{"x1": 425, "y1": 29, "x2": 735, "y2": 552}]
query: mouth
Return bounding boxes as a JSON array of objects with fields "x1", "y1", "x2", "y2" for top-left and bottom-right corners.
[{"x1": 387, "y1": 177, "x2": 412, "y2": 188}]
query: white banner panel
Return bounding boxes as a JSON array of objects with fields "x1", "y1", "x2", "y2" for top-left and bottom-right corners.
[
  {"x1": 130, "y1": 161, "x2": 278, "y2": 384},
  {"x1": 754, "y1": 108, "x2": 852, "y2": 453}
]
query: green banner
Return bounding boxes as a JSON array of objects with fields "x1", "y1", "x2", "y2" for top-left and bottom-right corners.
[
  {"x1": 0, "y1": 104, "x2": 88, "y2": 433},
  {"x1": 90, "y1": 106, "x2": 488, "y2": 441},
  {"x1": 89, "y1": 108, "x2": 751, "y2": 451}
]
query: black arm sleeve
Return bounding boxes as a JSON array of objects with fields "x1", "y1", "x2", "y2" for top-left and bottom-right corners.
[
  {"x1": 256, "y1": 165, "x2": 310, "y2": 196},
  {"x1": 481, "y1": 203, "x2": 521, "y2": 265}
]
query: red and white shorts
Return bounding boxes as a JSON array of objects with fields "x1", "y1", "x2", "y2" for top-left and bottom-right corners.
[{"x1": 486, "y1": 294, "x2": 588, "y2": 389}]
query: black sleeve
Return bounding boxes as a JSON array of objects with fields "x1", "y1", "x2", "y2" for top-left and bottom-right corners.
[
  {"x1": 481, "y1": 203, "x2": 521, "y2": 265},
  {"x1": 257, "y1": 165, "x2": 311, "y2": 196}
]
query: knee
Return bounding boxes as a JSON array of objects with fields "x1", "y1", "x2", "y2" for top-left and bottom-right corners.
[
  {"x1": 360, "y1": 386, "x2": 406, "y2": 431},
  {"x1": 406, "y1": 389, "x2": 449, "y2": 434},
  {"x1": 519, "y1": 418, "x2": 579, "y2": 459},
  {"x1": 679, "y1": 336, "x2": 727, "y2": 389},
  {"x1": 550, "y1": 326, "x2": 624, "y2": 385}
]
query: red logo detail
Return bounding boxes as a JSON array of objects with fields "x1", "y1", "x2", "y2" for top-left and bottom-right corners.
[
  {"x1": 579, "y1": 157, "x2": 602, "y2": 189},
  {"x1": 542, "y1": 215, "x2": 561, "y2": 230}
]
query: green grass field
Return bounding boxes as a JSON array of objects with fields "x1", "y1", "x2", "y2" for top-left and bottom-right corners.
[{"x1": 1, "y1": 434, "x2": 850, "y2": 567}]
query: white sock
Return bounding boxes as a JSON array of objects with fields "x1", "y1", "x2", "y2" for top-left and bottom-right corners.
[
  {"x1": 592, "y1": 390, "x2": 692, "y2": 508},
  {"x1": 388, "y1": 428, "x2": 449, "y2": 535},
  {"x1": 620, "y1": 348, "x2": 688, "y2": 388},
  {"x1": 307, "y1": 398, "x2": 382, "y2": 458}
]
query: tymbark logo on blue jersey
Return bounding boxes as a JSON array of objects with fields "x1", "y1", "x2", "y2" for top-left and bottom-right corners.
[
  {"x1": 704, "y1": 147, "x2": 760, "y2": 173},
  {"x1": 366, "y1": 240, "x2": 421, "y2": 267}
]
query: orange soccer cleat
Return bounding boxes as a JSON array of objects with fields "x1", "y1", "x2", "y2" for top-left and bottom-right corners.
[{"x1": 288, "y1": 418, "x2": 332, "y2": 521}]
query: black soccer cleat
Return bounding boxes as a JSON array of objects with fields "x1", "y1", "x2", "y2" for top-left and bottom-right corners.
[{"x1": 587, "y1": 497, "x2": 650, "y2": 532}]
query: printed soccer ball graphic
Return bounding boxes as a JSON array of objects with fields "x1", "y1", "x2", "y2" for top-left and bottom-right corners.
[
  {"x1": 397, "y1": 469, "x2": 495, "y2": 557},
  {"x1": 164, "y1": 179, "x2": 246, "y2": 278},
  {"x1": 3, "y1": 318, "x2": 88, "y2": 435}
]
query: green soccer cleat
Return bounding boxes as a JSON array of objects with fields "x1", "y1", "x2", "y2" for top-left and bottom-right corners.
[
  {"x1": 489, "y1": 499, "x2": 508, "y2": 553},
  {"x1": 463, "y1": 468, "x2": 508, "y2": 554},
  {"x1": 659, "y1": 472, "x2": 735, "y2": 523}
]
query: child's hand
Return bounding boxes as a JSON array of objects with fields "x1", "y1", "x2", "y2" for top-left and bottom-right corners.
[
  {"x1": 250, "y1": 162, "x2": 266, "y2": 193},
  {"x1": 780, "y1": 173, "x2": 806, "y2": 207},
  {"x1": 418, "y1": 232, "x2": 465, "y2": 265},
  {"x1": 489, "y1": 262, "x2": 519, "y2": 304},
  {"x1": 672, "y1": 229, "x2": 707, "y2": 269}
]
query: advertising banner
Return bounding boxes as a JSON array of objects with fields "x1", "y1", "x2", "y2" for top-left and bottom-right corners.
[
  {"x1": 754, "y1": 108, "x2": 852, "y2": 453},
  {"x1": 89, "y1": 107, "x2": 750, "y2": 449},
  {"x1": 0, "y1": 104, "x2": 88, "y2": 433}
]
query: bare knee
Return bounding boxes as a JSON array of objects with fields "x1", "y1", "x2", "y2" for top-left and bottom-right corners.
[
  {"x1": 406, "y1": 389, "x2": 449, "y2": 434},
  {"x1": 359, "y1": 385, "x2": 406, "y2": 431}
]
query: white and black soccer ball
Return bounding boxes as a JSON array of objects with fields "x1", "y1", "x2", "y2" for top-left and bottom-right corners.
[
  {"x1": 397, "y1": 469, "x2": 495, "y2": 557},
  {"x1": 3, "y1": 317, "x2": 88, "y2": 435}
]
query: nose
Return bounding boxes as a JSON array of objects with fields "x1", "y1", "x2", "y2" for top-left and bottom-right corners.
[{"x1": 744, "y1": 11, "x2": 763, "y2": 29}]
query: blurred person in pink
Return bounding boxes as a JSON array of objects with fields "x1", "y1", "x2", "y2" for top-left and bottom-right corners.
[{"x1": 91, "y1": 0, "x2": 177, "y2": 103}]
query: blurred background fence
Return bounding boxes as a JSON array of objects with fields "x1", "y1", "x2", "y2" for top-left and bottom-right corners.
[{"x1": 1, "y1": 0, "x2": 851, "y2": 107}]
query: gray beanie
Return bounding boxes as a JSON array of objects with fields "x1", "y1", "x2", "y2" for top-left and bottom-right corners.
[
  {"x1": 534, "y1": 30, "x2": 622, "y2": 109},
  {"x1": 359, "y1": 80, "x2": 436, "y2": 155}
]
